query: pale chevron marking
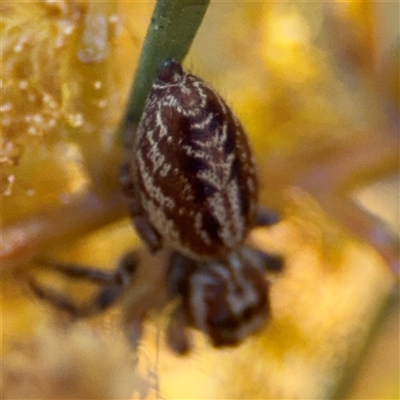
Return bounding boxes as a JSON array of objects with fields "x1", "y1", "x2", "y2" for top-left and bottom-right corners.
[
  {"x1": 176, "y1": 87, "x2": 245, "y2": 248},
  {"x1": 227, "y1": 179, "x2": 245, "y2": 241},
  {"x1": 156, "y1": 102, "x2": 169, "y2": 138},
  {"x1": 139, "y1": 73, "x2": 216, "y2": 252},
  {"x1": 194, "y1": 212, "x2": 212, "y2": 245},
  {"x1": 137, "y1": 154, "x2": 175, "y2": 209},
  {"x1": 159, "y1": 162, "x2": 172, "y2": 177},
  {"x1": 192, "y1": 112, "x2": 214, "y2": 129},
  {"x1": 142, "y1": 98, "x2": 175, "y2": 176},
  {"x1": 146, "y1": 129, "x2": 166, "y2": 172},
  {"x1": 147, "y1": 199, "x2": 180, "y2": 242},
  {"x1": 138, "y1": 62, "x2": 249, "y2": 254},
  {"x1": 153, "y1": 74, "x2": 208, "y2": 117}
]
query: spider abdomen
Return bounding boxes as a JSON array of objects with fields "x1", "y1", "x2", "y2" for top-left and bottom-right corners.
[{"x1": 134, "y1": 60, "x2": 258, "y2": 259}]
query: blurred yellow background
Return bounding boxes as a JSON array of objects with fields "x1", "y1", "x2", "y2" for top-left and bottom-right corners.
[{"x1": 1, "y1": 1, "x2": 398, "y2": 399}]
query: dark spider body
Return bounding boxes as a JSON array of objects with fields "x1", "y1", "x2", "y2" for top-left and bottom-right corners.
[{"x1": 122, "y1": 59, "x2": 257, "y2": 259}]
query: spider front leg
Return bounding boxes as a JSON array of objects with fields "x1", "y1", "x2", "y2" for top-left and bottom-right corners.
[
  {"x1": 255, "y1": 207, "x2": 281, "y2": 227},
  {"x1": 30, "y1": 251, "x2": 139, "y2": 318},
  {"x1": 253, "y1": 207, "x2": 284, "y2": 273},
  {"x1": 253, "y1": 249, "x2": 284, "y2": 273},
  {"x1": 166, "y1": 305, "x2": 191, "y2": 354},
  {"x1": 164, "y1": 252, "x2": 196, "y2": 354}
]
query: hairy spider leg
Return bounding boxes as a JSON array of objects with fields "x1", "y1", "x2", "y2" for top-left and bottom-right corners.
[
  {"x1": 166, "y1": 305, "x2": 191, "y2": 355},
  {"x1": 29, "y1": 251, "x2": 139, "y2": 317},
  {"x1": 164, "y1": 252, "x2": 195, "y2": 354},
  {"x1": 255, "y1": 207, "x2": 281, "y2": 227},
  {"x1": 253, "y1": 207, "x2": 284, "y2": 273},
  {"x1": 253, "y1": 250, "x2": 284, "y2": 273}
]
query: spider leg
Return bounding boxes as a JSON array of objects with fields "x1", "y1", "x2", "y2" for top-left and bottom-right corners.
[
  {"x1": 255, "y1": 207, "x2": 280, "y2": 227},
  {"x1": 36, "y1": 251, "x2": 138, "y2": 287},
  {"x1": 30, "y1": 251, "x2": 140, "y2": 317},
  {"x1": 252, "y1": 208, "x2": 284, "y2": 273},
  {"x1": 164, "y1": 252, "x2": 195, "y2": 354},
  {"x1": 166, "y1": 251, "x2": 197, "y2": 297},
  {"x1": 29, "y1": 278, "x2": 124, "y2": 317},
  {"x1": 36, "y1": 259, "x2": 117, "y2": 284},
  {"x1": 254, "y1": 249, "x2": 284, "y2": 273},
  {"x1": 166, "y1": 305, "x2": 191, "y2": 355},
  {"x1": 29, "y1": 278, "x2": 91, "y2": 316},
  {"x1": 123, "y1": 312, "x2": 147, "y2": 349}
]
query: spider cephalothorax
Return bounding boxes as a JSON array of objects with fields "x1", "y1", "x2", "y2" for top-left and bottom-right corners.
[{"x1": 165, "y1": 249, "x2": 271, "y2": 352}]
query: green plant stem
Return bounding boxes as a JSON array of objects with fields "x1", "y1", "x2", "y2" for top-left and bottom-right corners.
[{"x1": 126, "y1": 0, "x2": 210, "y2": 127}]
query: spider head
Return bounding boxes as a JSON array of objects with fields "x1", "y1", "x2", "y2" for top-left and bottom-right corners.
[{"x1": 186, "y1": 249, "x2": 270, "y2": 348}]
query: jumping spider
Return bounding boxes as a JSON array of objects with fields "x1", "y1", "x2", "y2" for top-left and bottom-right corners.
[{"x1": 30, "y1": 59, "x2": 283, "y2": 354}]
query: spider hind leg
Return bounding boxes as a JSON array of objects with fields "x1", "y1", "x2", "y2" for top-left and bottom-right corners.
[{"x1": 30, "y1": 251, "x2": 140, "y2": 318}]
